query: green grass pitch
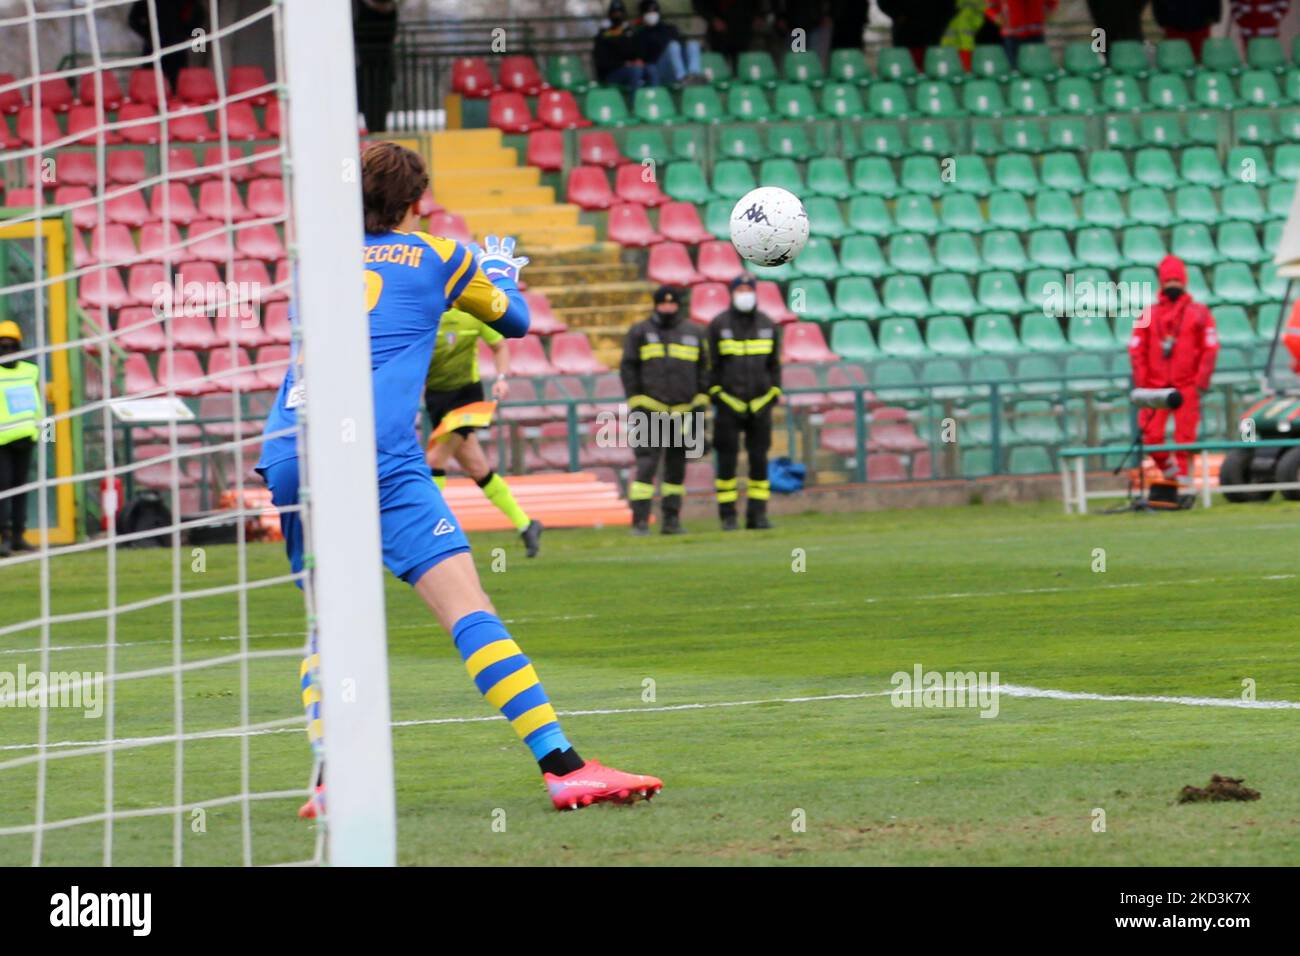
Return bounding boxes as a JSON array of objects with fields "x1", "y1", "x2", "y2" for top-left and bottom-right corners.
[{"x1": 1, "y1": 499, "x2": 1298, "y2": 866}]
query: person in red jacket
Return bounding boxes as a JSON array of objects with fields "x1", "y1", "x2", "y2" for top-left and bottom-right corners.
[
  {"x1": 991, "y1": 0, "x2": 1058, "y2": 66},
  {"x1": 1128, "y1": 255, "x2": 1219, "y2": 480}
]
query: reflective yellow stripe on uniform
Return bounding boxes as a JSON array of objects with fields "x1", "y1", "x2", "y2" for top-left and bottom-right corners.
[
  {"x1": 629, "y1": 481, "x2": 655, "y2": 501},
  {"x1": 660, "y1": 482, "x2": 685, "y2": 497},
  {"x1": 666, "y1": 343, "x2": 699, "y2": 361},
  {"x1": 639, "y1": 343, "x2": 667, "y2": 360},
  {"x1": 715, "y1": 477, "x2": 739, "y2": 503},
  {"x1": 717, "y1": 338, "x2": 773, "y2": 356},
  {"x1": 749, "y1": 386, "x2": 782, "y2": 413},
  {"x1": 716, "y1": 390, "x2": 748, "y2": 414},
  {"x1": 628, "y1": 394, "x2": 671, "y2": 412},
  {"x1": 748, "y1": 479, "x2": 771, "y2": 501}
]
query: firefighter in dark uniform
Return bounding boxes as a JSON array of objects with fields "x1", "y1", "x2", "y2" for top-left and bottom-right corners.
[
  {"x1": 707, "y1": 273, "x2": 781, "y2": 531},
  {"x1": 620, "y1": 285, "x2": 708, "y2": 535}
]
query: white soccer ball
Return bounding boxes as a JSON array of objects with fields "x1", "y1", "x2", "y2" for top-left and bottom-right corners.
[{"x1": 729, "y1": 186, "x2": 810, "y2": 267}]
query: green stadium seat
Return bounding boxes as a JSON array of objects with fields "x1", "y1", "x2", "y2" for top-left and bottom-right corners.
[
  {"x1": 981, "y1": 229, "x2": 1029, "y2": 272},
  {"x1": 807, "y1": 157, "x2": 853, "y2": 199},
  {"x1": 940, "y1": 193, "x2": 987, "y2": 233},
  {"x1": 1202, "y1": 37, "x2": 1243, "y2": 75},
  {"x1": 633, "y1": 86, "x2": 677, "y2": 124},
  {"x1": 1240, "y1": 70, "x2": 1284, "y2": 107},
  {"x1": 1148, "y1": 73, "x2": 1191, "y2": 109},
  {"x1": 829, "y1": 48, "x2": 870, "y2": 85},
  {"x1": 1217, "y1": 221, "x2": 1266, "y2": 262},
  {"x1": 972, "y1": 45, "x2": 1013, "y2": 81},
  {"x1": 1117, "y1": 266, "x2": 1157, "y2": 311},
  {"x1": 804, "y1": 196, "x2": 849, "y2": 238},
  {"x1": 994, "y1": 152, "x2": 1039, "y2": 193},
  {"x1": 1046, "y1": 116, "x2": 1089, "y2": 151},
  {"x1": 846, "y1": 195, "x2": 893, "y2": 237},
  {"x1": 1020, "y1": 314, "x2": 1067, "y2": 352},
  {"x1": 1104, "y1": 115, "x2": 1139, "y2": 150},
  {"x1": 881, "y1": 274, "x2": 930, "y2": 317},
  {"x1": 1007, "y1": 77, "x2": 1052, "y2": 115},
  {"x1": 969, "y1": 359, "x2": 1013, "y2": 394},
  {"x1": 900, "y1": 155, "x2": 943, "y2": 196},
  {"x1": 546, "y1": 54, "x2": 593, "y2": 92},
  {"x1": 978, "y1": 271, "x2": 1026, "y2": 313},
  {"x1": 1277, "y1": 108, "x2": 1300, "y2": 141},
  {"x1": 787, "y1": 277, "x2": 837, "y2": 322},
  {"x1": 1173, "y1": 184, "x2": 1219, "y2": 224},
  {"x1": 1121, "y1": 224, "x2": 1168, "y2": 266},
  {"x1": 1008, "y1": 445, "x2": 1055, "y2": 474},
  {"x1": 926, "y1": 316, "x2": 975, "y2": 355},
  {"x1": 907, "y1": 122, "x2": 954, "y2": 156},
  {"x1": 871, "y1": 360, "x2": 922, "y2": 403},
  {"x1": 1041, "y1": 151, "x2": 1086, "y2": 192},
  {"x1": 1126, "y1": 186, "x2": 1173, "y2": 227},
  {"x1": 737, "y1": 51, "x2": 778, "y2": 88},
  {"x1": 850, "y1": 156, "x2": 899, "y2": 198},
  {"x1": 1064, "y1": 352, "x2": 1114, "y2": 392},
  {"x1": 767, "y1": 123, "x2": 819, "y2": 160},
  {"x1": 584, "y1": 86, "x2": 629, "y2": 126},
  {"x1": 821, "y1": 82, "x2": 866, "y2": 119},
  {"x1": 879, "y1": 317, "x2": 930, "y2": 358},
  {"x1": 664, "y1": 162, "x2": 714, "y2": 204},
  {"x1": 945, "y1": 154, "x2": 989, "y2": 196},
  {"x1": 719, "y1": 125, "x2": 766, "y2": 160},
  {"x1": 960, "y1": 447, "x2": 996, "y2": 478},
  {"x1": 782, "y1": 51, "x2": 825, "y2": 86},
  {"x1": 1134, "y1": 147, "x2": 1179, "y2": 189},
  {"x1": 1275, "y1": 143, "x2": 1300, "y2": 179},
  {"x1": 1023, "y1": 268, "x2": 1065, "y2": 313},
  {"x1": 791, "y1": 236, "x2": 842, "y2": 279},
  {"x1": 1213, "y1": 306, "x2": 1257, "y2": 346},
  {"x1": 1078, "y1": 188, "x2": 1123, "y2": 229},
  {"x1": 972, "y1": 313, "x2": 1024, "y2": 354},
  {"x1": 758, "y1": 156, "x2": 804, "y2": 193},
  {"x1": 1002, "y1": 117, "x2": 1046, "y2": 153},
  {"x1": 834, "y1": 278, "x2": 886, "y2": 320},
  {"x1": 1087, "y1": 151, "x2": 1132, "y2": 191},
  {"x1": 1261, "y1": 260, "x2": 1287, "y2": 300},
  {"x1": 925, "y1": 47, "x2": 966, "y2": 83},
  {"x1": 1212, "y1": 262, "x2": 1262, "y2": 305},
  {"x1": 1285, "y1": 69, "x2": 1300, "y2": 105},
  {"x1": 1183, "y1": 264, "x2": 1213, "y2": 304},
  {"x1": 840, "y1": 234, "x2": 888, "y2": 277},
  {"x1": 680, "y1": 84, "x2": 724, "y2": 123},
  {"x1": 1267, "y1": 181, "x2": 1294, "y2": 218},
  {"x1": 1100, "y1": 75, "x2": 1147, "y2": 112},
  {"x1": 988, "y1": 190, "x2": 1032, "y2": 231},
  {"x1": 726, "y1": 84, "x2": 771, "y2": 121},
  {"x1": 830, "y1": 319, "x2": 880, "y2": 360},
  {"x1": 623, "y1": 127, "x2": 667, "y2": 162},
  {"x1": 710, "y1": 158, "x2": 756, "y2": 201},
  {"x1": 750, "y1": 259, "x2": 794, "y2": 282},
  {"x1": 920, "y1": 358, "x2": 968, "y2": 400},
  {"x1": 1222, "y1": 183, "x2": 1266, "y2": 221},
  {"x1": 704, "y1": 199, "x2": 731, "y2": 238},
  {"x1": 888, "y1": 233, "x2": 937, "y2": 275},
  {"x1": 1055, "y1": 76, "x2": 1099, "y2": 113},
  {"x1": 935, "y1": 230, "x2": 982, "y2": 275},
  {"x1": 1234, "y1": 110, "x2": 1277, "y2": 146},
  {"x1": 1156, "y1": 41, "x2": 1196, "y2": 76},
  {"x1": 963, "y1": 79, "x2": 1007, "y2": 117},
  {"x1": 1170, "y1": 223, "x2": 1216, "y2": 267},
  {"x1": 700, "y1": 51, "x2": 732, "y2": 87},
  {"x1": 1194, "y1": 71, "x2": 1238, "y2": 108},
  {"x1": 876, "y1": 48, "x2": 919, "y2": 84},
  {"x1": 893, "y1": 193, "x2": 939, "y2": 234},
  {"x1": 1016, "y1": 43, "x2": 1059, "y2": 80},
  {"x1": 1185, "y1": 110, "x2": 1221, "y2": 146},
  {"x1": 1248, "y1": 37, "x2": 1287, "y2": 73},
  {"x1": 1063, "y1": 41, "x2": 1105, "y2": 79},
  {"x1": 774, "y1": 82, "x2": 822, "y2": 120},
  {"x1": 1109, "y1": 40, "x2": 1150, "y2": 78},
  {"x1": 931, "y1": 273, "x2": 978, "y2": 316},
  {"x1": 1075, "y1": 228, "x2": 1122, "y2": 270},
  {"x1": 670, "y1": 128, "x2": 704, "y2": 160},
  {"x1": 851, "y1": 122, "x2": 905, "y2": 157},
  {"x1": 1015, "y1": 356, "x2": 1064, "y2": 395},
  {"x1": 1227, "y1": 145, "x2": 1272, "y2": 186},
  {"x1": 869, "y1": 81, "x2": 911, "y2": 117},
  {"x1": 1258, "y1": 302, "x2": 1282, "y2": 339},
  {"x1": 1138, "y1": 113, "x2": 1185, "y2": 148},
  {"x1": 1027, "y1": 229, "x2": 1075, "y2": 270}
]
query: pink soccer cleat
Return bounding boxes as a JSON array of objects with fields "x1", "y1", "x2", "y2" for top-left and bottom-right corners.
[
  {"x1": 298, "y1": 784, "x2": 325, "y2": 819},
  {"x1": 544, "y1": 759, "x2": 663, "y2": 811}
]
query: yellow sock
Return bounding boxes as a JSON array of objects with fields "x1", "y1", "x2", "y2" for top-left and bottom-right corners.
[
  {"x1": 479, "y1": 471, "x2": 530, "y2": 531},
  {"x1": 432, "y1": 469, "x2": 446, "y2": 491}
]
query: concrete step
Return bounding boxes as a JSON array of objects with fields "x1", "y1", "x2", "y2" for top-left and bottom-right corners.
[
  {"x1": 526, "y1": 261, "x2": 640, "y2": 285},
  {"x1": 440, "y1": 185, "x2": 556, "y2": 208},
  {"x1": 528, "y1": 242, "x2": 623, "y2": 266},
  {"x1": 513, "y1": 225, "x2": 600, "y2": 249},
  {"x1": 430, "y1": 128, "x2": 503, "y2": 153},
  {"x1": 431, "y1": 149, "x2": 526, "y2": 174},
  {"x1": 460, "y1": 204, "x2": 580, "y2": 232},
  {"x1": 530, "y1": 280, "x2": 652, "y2": 309},
  {"x1": 553, "y1": 303, "x2": 650, "y2": 331}
]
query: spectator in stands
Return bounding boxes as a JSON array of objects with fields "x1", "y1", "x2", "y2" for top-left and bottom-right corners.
[
  {"x1": 1231, "y1": 0, "x2": 1292, "y2": 40},
  {"x1": 989, "y1": 0, "x2": 1058, "y2": 67},
  {"x1": 941, "y1": 0, "x2": 992, "y2": 69},
  {"x1": 1128, "y1": 255, "x2": 1219, "y2": 485},
  {"x1": 692, "y1": 0, "x2": 758, "y2": 64},
  {"x1": 353, "y1": 0, "x2": 399, "y2": 134},
  {"x1": 620, "y1": 286, "x2": 709, "y2": 536},
  {"x1": 1086, "y1": 0, "x2": 1149, "y2": 47},
  {"x1": 0, "y1": 320, "x2": 41, "y2": 557},
  {"x1": 1154, "y1": 0, "x2": 1222, "y2": 60},
  {"x1": 595, "y1": 0, "x2": 653, "y2": 91},
  {"x1": 877, "y1": 0, "x2": 957, "y2": 70},
  {"x1": 707, "y1": 274, "x2": 781, "y2": 531},
  {"x1": 772, "y1": 0, "x2": 834, "y2": 66},
  {"x1": 635, "y1": 0, "x2": 707, "y2": 86},
  {"x1": 127, "y1": 0, "x2": 208, "y2": 88}
]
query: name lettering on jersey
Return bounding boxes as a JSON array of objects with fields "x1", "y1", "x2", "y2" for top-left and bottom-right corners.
[{"x1": 364, "y1": 243, "x2": 425, "y2": 268}]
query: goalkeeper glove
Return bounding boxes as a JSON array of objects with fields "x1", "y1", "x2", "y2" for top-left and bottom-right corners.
[{"x1": 470, "y1": 234, "x2": 530, "y2": 286}]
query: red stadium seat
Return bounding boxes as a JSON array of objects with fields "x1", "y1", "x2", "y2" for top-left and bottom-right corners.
[
  {"x1": 522, "y1": 291, "x2": 566, "y2": 335},
  {"x1": 2, "y1": 189, "x2": 35, "y2": 210},
  {"x1": 536, "y1": 89, "x2": 591, "y2": 129},
  {"x1": 263, "y1": 301, "x2": 291, "y2": 343},
  {"x1": 67, "y1": 104, "x2": 124, "y2": 144},
  {"x1": 124, "y1": 353, "x2": 161, "y2": 393},
  {"x1": 116, "y1": 307, "x2": 167, "y2": 352},
  {"x1": 526, "y1": 129, "x2": 564, "y2": 171},
  {"x1": 247, "y1": 178, "x2": 285, "y2": 218},
  {"x1": 214, "y1": 306, "x2": 274, "y2": 349},
  {"x1": 579, "y1": 130, "x2": 624, "y2": 168},
  {"x1": 451, "y1": 57, "x2": 497, "y2": 98},
  {"x1": 689, "y1": 282, "x2": 729, "y2": 324},
  {"x1": 158, "y1": 350, "x2": 215, "y2": 395},
  {"x1": 149, "y1": 182, "x2": 200, "y2": 225},
  {"x1": 198, "y1": 180, "x2": 253, "y2": 221},
  {"x1": 87, "y1": 224, "x2": 138, "y2": 265},
  {"x1": 53, "y1": 186, "x2": 97, "y2": 229},
  {"x1": 127, "y1": 68, "x2": 170, "y2": 106},
  {"x1": 580, "y1": 373, "x2": 624, "y2": 419},
  {"x1": 867, "y1": 408, "x2": 926, "y2": 453},
  {"x1": 263, "y1": 99, "x2": 281, "y2": 137},
  {"x1": 139, "y1": 222, "x2": 184, "y2": 262},
  {"x1": 0, "y1": 73, "x2": 23, "y2": 114},
  {"x1": 235, "y1": 223, "x2": 285, "y2": 261},
  {"x1": 550, "y1": 332, "x2": 607, "y2": 375},
  {"x1": 270, "y1": 259, "x2": 291, "y2": 301},
  {"x1": 107, "y1": 149, "x2": 147, "y2": 185},
  {"x1": 658, "y1": 202, "x2": 712, "y2": 245},
  {"x1": 427, "y1": 211, "x2": 471, "y2": 244},
  {"x1": 497, "y1": 378, "x2": 562, "y2": 424},
  {"x1": 78, "y1": 70, "x2": 124, "y2": 110},
  {"x1": 255, "y1": 345, "x2": 291, "y2": 390},
  {"x1": 182, "y1": 219, "x2": 235, "y2": 263},
  {"x1": 222, "y1": 102, "x2": 262, "y2": 140},
  {"x1": 176, "y1": 67, "x2": 219, "y2": 105},
  {"x1": 757, "y1": 280, "x2": 796, "y2": 323},
  {"x1": 34, "y1": 76, "x2": 73, "y2": 112},
  {"x1": 170, "y1": 107, "x2": 214, "y2": 142},
  {"x1": 566, "y1": 166, "x2": 615, "y2": 210},
  {"x1": 614, "y1": 163, "x2": 667, "y2": 206},
  {"x1": 201, "y1": 145, "x2": 254, "y2": 182},
  {"x1": 825, "y1": 363, "x2": 870, "y2": 405},
  {"x1": 106, "y1": 188, "x2": 152, "y2": 227},
  {"x1": 0, "y1": 123, "x2": 18, "y2": 150},
  {"x1": 208, "y1": 346, "x2": 266, "y2": 391},
  {"x1": 647, "y1": 242, "x2": 703, "y2": 285},
  {"x1": 71, "y1": 228, "x2": 92, "y2": 269},
  {"x1": 696, "y1": 240, "x2": 744, "y2": 283},
  {"x1": 499, "y1": 56, "x2": 547, "y2": 95},
  {"x1": 17, "y1": 106, "x2": 60, "y2": 146},
  {"x1": 227, "y1": 66, "x2": 271, "y2": 106},
  {"x1": 171, "y1": 312, "x2": 219, "y2": 352},
  {"x1": 252, "y1": 144, "x2": 282, "y2": 178},
  {"x1": 606, "y1": 202, "x2": 662, "y2": 246},
  {"x1": 783, "y1": 366, "x2": 831, "y2": 411},
  {"x1": 127, "y1": 263, "x2": 169, "y2": 308},
  {"x1": 487, "y1": 92, "x2": 541, "y2": 133},
  {"x1": 506, "y1": 335, "x2": 559, "y2": 376},
  {"x1": 167, "y1": 147, "x2": 202, "y2": 183},
  {"x1": 50, "y1": 151, "x2": 97, "y2": 187},
  {"x1": 867, "y1": 454, "x2": 907, "y2": 481},
  {"x1": 782, "y1": 321, "x2": 838, "y2": 364},
  {"x1": 118, "y1": 102, "x2": 162, "y2": 144},
  {"x1": 78, "y1": 266, "x2": 131, "y2": 311},
  {"x1": 230, "y1": 260, "x2": 281, "y2": 309}
]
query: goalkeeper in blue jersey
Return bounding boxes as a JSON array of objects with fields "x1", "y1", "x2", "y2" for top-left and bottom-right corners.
[{"x1": 257, "y1": 142, "x2": 661, "y2": 813}]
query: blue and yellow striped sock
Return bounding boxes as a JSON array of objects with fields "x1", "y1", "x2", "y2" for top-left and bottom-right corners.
[
  {"x1": 300, "y1": 630, "x2": 324, "y2": 761},
  {"x1": 452, "y1": 610, "x2": 574, "y2": 764}
]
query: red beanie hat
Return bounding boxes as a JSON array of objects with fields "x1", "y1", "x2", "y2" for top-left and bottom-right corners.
[{"x1": 1158, "y1": 254, "x2": 1187, "y2": 286}]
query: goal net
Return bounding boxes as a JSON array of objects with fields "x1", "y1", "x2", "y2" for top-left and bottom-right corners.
[{"x1": 0, "y1": 0, "x2": 394, "y2": 866}]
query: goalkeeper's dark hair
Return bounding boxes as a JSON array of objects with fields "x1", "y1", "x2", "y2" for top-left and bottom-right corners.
[{"x1": 361, "y1": 141, "x2": 429, "y2": 234}]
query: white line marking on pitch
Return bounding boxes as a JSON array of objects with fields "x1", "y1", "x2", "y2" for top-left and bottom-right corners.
[{"x1": 3, "y1": 683, "x2": 1296, "y2": 754}]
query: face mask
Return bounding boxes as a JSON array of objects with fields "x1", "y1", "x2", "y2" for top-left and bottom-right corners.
[
  {"x1": 1163, "y1": 287, "x2": 1184, "y2": 302},
  {"x1": 732, "y1": 291, "x2": 756, "y2": 312},
  {"x1": 609, "y1": 13, "x2": 625, "y2": 26},
  {"x1": 644, "y1": 11, "x2": 660, "y2": 25},
  {"x1": 654, "y1": 307, "x2": 678, "y2": 325}
]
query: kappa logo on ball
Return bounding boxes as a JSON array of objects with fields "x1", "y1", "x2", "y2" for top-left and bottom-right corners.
[{"x1": 433, "y1": 518, "x2": 455, "y2": 536}]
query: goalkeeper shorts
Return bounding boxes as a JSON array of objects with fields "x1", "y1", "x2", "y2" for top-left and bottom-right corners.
[{"x1": 259, "y1": 453, "x2": 471, "y2": 587}]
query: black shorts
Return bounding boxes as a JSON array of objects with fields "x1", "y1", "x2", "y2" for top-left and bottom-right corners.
[{"x1": 424, "y1": 381, "x2": 485, "y2": 437}]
